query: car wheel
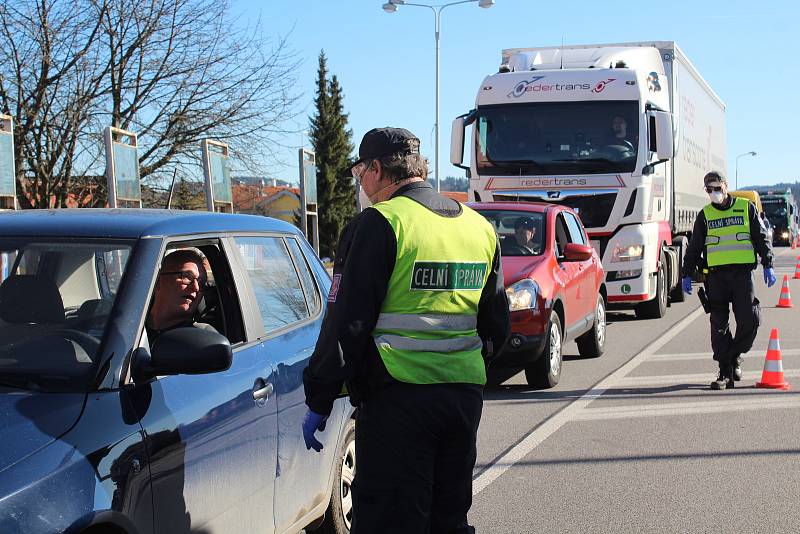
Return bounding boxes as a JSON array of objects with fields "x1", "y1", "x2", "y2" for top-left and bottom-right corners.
[
  {"x1": 635, "y1": 250, "x2": 668, "y2": 319},
  {"x1": 525, "y1": 311, "x2": 562, "y2": 389},
  {"x1": 576, "y1": 295, "x2": 606, "y2": 358},
  {"x1": 315, "y1": 419, "x2": 355, "y2": 534}
]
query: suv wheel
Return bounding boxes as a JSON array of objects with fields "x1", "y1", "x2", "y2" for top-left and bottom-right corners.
[
  {"x1": 525, "y1": 311, "x2": 562, "y2": 389},
  {"x1": 577, "y1": 295, "x2": 606, "y2": 358},
  {"x1": 315, "y1": 419, "x2": 355, "y2": 534}
]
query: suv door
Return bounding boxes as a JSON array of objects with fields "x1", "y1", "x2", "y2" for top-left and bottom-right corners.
[
  {"x1": 231, "y1": 235, "x2": 345, "y2": 533},
  {"x1": 553, "y1": 212, "x2": 581, "y2": 332},
  {"x1": 135, "y1": 238, "x2": 278, "y2": 534},
  {"x1": 563, "y1": 211, "x2": 596, "y2": 328}
]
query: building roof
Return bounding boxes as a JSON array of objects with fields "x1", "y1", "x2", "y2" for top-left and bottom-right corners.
[
  {"x1": 232, "y1": 184, "x2": 300, "y2": 212},
  {"x1": 441, "y1": 191, "x2": 468, "y2": 203}
]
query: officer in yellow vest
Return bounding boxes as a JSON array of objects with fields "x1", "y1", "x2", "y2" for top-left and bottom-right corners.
[
  {"x1": 302, "y1": 127, "x2": 510, "y2": 533},
  {"x1": 681, "y1": 171, "x2": 775, "y2": 390}
]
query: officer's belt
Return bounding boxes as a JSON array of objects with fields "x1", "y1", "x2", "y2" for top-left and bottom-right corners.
[{"x1": 375, "y1": 313, "x2": 477, "y2": 331}]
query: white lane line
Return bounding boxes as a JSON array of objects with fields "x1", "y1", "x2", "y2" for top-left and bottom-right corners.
[
  {"x1": 574, "y1": 396, "x2": 800, "y2": 421},
  {"x1": 472, "y1": 304, "x2": 706, "y2": 496},
  {"x1": 615, "y1": 369, "x2": 800, "y2": 386},
  {"x1": 646, "y1": 349, "x2": 800, "y2": 361}
]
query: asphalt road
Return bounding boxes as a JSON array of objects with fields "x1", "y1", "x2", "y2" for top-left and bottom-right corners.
[{"x1": 471, "y1": 246, "x2": 800, "y2": 533}]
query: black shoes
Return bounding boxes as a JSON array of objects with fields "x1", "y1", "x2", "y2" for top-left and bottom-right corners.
[
  {"x1": 733, "y1": 357, "x2": 743, "y2": 381},
  {"x1": 710, "y1": 370, "x2": 734, "y2": 390}
]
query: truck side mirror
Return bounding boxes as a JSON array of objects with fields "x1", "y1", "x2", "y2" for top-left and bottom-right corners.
[
  {"x1": 450, "y1": 117, "x2": 466, "y2": 166},
  {"x1": 648, "y1": 110, "x2": 674, "y2": 160},
  {"x1": 450, "y1": 109, "x2": 476, "y2": 170}
]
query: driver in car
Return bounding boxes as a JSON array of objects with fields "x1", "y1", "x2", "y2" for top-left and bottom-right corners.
[
  {"x1": 606, "y1": 116, "x2": 636, "y2": 149},
  {"x1": 514, "y1": 217, "x2": 540, "y2": 254},
  {"x1": 146, "y1": 249, "x2": 216, "y2": 343}
]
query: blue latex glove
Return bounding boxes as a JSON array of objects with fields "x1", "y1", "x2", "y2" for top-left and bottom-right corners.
[
  {"x1": 764, "y1": 267, "x2": 776, "y2": 288},
  {"x1": 302, "y1": 409, "x2": 328, "y2": 452},
  {"x1": 681, "y1": 276, "x2": 693, "y2": 295}
]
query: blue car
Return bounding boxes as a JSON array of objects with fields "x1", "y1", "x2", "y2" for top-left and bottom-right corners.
[{"x1": 0, "y1": 209, "x2": 355, "y2": 534}]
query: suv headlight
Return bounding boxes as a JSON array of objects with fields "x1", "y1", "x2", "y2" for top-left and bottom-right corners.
[
  {"x1": 506, "y1": 279, "x2": 539, "y2": 312},
  {"x1": 611, "y1": 243, "x2": 644, "y2": 262}
]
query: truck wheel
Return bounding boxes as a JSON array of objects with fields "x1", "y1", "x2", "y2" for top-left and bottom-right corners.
[
  {"x1": 635, "y1": 250, "x2": 668, "y2": 319},
  {"x1": 669, "y1": 236, "x2": 687, "y2": 303},
  {"x1": 525, "y1": 311, "x2": 562, "y2": 389},
  {"x1": 577, "y1": 295, "x2": 606, "y2": 358},
  {"x1": 315, "y1": 418, "x2": 355, "y2": 534}
]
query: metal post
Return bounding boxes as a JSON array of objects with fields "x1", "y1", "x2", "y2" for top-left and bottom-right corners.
[{"x1": 434, "y1": 9, "x2": 441, "y2": 192}]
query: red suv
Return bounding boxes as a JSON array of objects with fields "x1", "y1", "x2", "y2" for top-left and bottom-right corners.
[{"x1": 470, "y1": 202, "x2": 607, "y2": 388}]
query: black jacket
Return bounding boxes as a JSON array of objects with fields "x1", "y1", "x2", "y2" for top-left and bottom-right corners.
[
  {"x1": 682, "y1": 195, "x2": 773, "y2": 278},
  {"x1": 303, "y1": 182, "x2": 510, "y2": 415}
]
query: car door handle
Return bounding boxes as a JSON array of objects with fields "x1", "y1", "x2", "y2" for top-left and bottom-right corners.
[{"x1": 253, "y1": 381, "x2": 274, "y2": 401}]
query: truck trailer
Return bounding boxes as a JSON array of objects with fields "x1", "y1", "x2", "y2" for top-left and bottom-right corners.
[{"x1": 450, "y1": 41, "x2": 726, "y2": 318}]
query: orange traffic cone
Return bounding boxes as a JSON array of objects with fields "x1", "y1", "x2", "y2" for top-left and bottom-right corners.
[
  {"x1": 794, "y1": 256, "x2": 800, "y2": 280},
  {"x1": 755, "y1": 328, "x2": 791, "y2": 390},
  {"x1": 777, "y1": 275, "x2": 793, "y2": 308}
]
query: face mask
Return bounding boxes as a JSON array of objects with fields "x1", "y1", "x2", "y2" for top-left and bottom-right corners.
[
  {"x1": 358, "y1": 186, "x2": 371, "y2": 210},
  {"x1": 710, "y1": 191, "x2": 725, "y2": 204}
]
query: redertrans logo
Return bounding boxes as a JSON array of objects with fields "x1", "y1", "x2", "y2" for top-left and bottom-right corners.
[{"x1": 508, "y1": 76, "x2": 616, "y2": 98}]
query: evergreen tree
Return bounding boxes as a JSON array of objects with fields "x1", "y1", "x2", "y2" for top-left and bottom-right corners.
[{"x1": 309, "y1": 51, "x2": 355, "y2": 258}]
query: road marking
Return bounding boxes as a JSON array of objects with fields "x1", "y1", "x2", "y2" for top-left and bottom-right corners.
[
  {"x1": 574, "y1": 396, "x2": 800, "y2": 421},
  {"x1": 646, "y1": 348, "x2": 800, "y2": 361},
  {"x1": 472, "y1": 304, "x2": 705, "y2": 496},
  {"x1": 615, "y1": 369, "x2": 800, "y2": 386}
]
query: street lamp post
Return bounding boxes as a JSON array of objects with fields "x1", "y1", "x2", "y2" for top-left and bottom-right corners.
[
  {"x1": 734, "y1": 150, "x2": 757, "y2": 190},
  {"x1": 382, "y1": 0, "x2": 494, "y2": 192}
]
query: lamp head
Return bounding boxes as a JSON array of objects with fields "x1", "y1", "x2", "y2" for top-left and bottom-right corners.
[
  {"x1": 750, "y1": 151, "x2": 757, "y2": 156},
  {"x1": 478, "y1": 0, "x2": 495, "y2": 7},
  {"x1": 382, "y1": 2, "x2": 398, "y2": 13}
]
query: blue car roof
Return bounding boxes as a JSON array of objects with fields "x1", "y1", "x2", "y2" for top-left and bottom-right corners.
[{"x1": 0, "y1": 209, "x2": 301, "y2": 239}]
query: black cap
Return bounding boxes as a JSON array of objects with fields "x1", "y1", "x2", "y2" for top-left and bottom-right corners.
[
  {"x1": 703, "y1": 171, "x2": 727, "y2": 186},
  {"x1": 353, "y1": 127, "x2": 420, "y2": 168},
  {"x1": 514, "y1": 217, "x2": 535, "y2": 230}
]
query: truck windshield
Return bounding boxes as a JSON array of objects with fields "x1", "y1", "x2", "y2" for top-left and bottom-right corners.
[
  {"x1": 476, "y1": 101, "x2": 639, "y2": 175},
  {"x1": 763, "y1": 200, "x2": 788, "y2": 219},
  {"x1": 0, "y1": 239, "x2": 132, "y2": 392}
]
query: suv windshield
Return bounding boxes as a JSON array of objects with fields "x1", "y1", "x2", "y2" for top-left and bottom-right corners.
[
  {"x1": 475, "y1": 210, "x2": 545, "y2": 257},
  {"x1": 476, "y1": 101, "x2": 639, "y2": 175},
  {"x1": 0, "y1": 239, "x2": 132, "y2": 392}
]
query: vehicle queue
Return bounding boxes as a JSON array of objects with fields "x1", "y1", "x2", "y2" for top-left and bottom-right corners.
[{"x1": 2, "y1": 119, "x2": 788, "y2": 533}]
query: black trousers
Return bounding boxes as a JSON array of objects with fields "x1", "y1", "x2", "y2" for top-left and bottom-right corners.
[
  {"x1": 350, "y1": 382, "x2": 483, "y2": 534},
  {"x1": 706, "y1": 267, "x2": 761, "y2": 370}
]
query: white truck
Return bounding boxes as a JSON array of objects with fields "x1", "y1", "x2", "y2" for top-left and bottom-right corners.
[{"x1": 450, "y1": 41, "x2": 726, "y2": 318}]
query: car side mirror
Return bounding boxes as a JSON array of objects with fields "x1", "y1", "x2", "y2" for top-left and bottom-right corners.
[
  {"x1": 137, "y1": 327, "x2": 232, "y2": 378},
  {"x1": 563, "y1": 243, "x2": 593, "y2": 262}
]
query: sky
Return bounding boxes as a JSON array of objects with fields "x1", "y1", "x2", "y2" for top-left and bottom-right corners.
[{"x1": 239, "y1": 0, "x2": 797, "y2": 188}]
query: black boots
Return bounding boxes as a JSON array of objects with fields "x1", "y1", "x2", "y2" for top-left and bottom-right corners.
[
  {"x1": 733, "y1": 356, "x2": 743, "y2": 381},
  {"x1": 710, "y1": 366, "x2": 734, "y2": 390}
]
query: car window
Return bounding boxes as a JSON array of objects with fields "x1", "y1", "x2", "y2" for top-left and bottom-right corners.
[
  {"x1": 564, "y1": 212, "x2": 588, "y2": 245},
  {"x1": 146, "y1": 241, "x2": 246, "y2": 347},
  {"x1": 554, "y1": 214, "x2": 570, "y2": 257},
  {"x1": 234, "y1": 237, "x2": 309, "y2": 333},
  {"x1": 286, "y1": 238, "x2": 321, "y2": 317},
  {"x1": 0, "y1": 239, "x2": 133, "y2": 392}
]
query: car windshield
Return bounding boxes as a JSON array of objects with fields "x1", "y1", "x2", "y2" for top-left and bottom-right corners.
[
  {"x1": 0, "y1": 239, "x2": 133, "y2": 392},
  {"x1": 475, "y1": 210, "x2": 545, "y2": 257},
  {"x1": 475, "y1": 101, "x2": 639, "y2": 176}
]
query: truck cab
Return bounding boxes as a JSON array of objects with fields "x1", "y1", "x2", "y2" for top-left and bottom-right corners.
[{"x1": 451, "y1": 41, "x2": 726, "y2": 319}]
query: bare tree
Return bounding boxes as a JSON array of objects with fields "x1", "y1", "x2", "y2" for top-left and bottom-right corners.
[{"x1": 0, "y1": 0, "x2": 301, "y2": 208}]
